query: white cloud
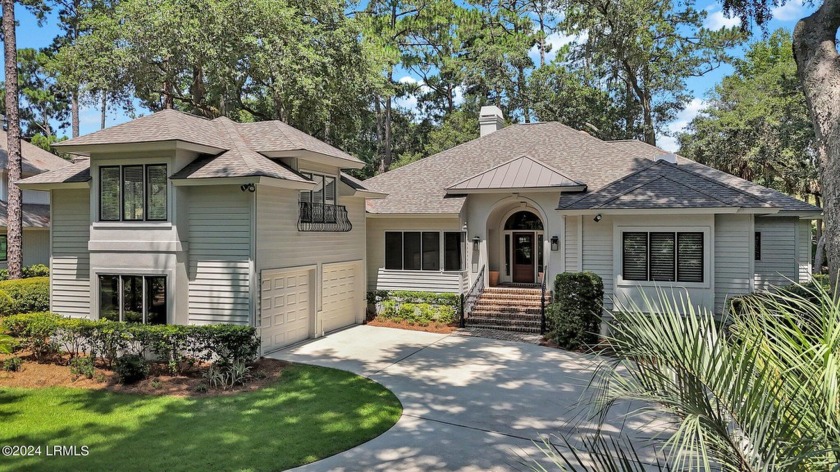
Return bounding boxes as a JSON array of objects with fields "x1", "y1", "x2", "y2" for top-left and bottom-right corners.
[
  {"x1": 529, "y1": 31, "x2": 584, "y2": 64},
  {"x1": 771, "y1": 0, "x2": 805, "y2": 21},
  {"x1": 658, "y1": 98, "x2": 705, "y2": 152},
  {"x1": 704, "y1": 9, "x2": 740, "y2": 29}
]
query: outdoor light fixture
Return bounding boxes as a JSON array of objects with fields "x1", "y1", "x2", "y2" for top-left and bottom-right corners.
[
  {"x1": 472, "y1": 235, "x2": 481, "y2": 249},
  {"x1": 593, "y1": 213, "x2": 602, "y2": 222},
  {"x1": 550, "y1": 236, "x2": 559, "y2": 251},
  {"x1": 240, "y1": 183, "x2": 256, "y2": 193}
]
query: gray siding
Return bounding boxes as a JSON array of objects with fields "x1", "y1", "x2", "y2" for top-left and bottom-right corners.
[
  {"x1": 0, "y1": 229, "x2": 50, "y2": 269},
  {"x1": 366, "y1": 216, "x2": 463, "y2": 293},
  {"x1": 714, "y1": 214, "x2": 752, "y2": 313},
  {"x1": 754, "y1": 217, "x2": 798, "y2": 290},
  {"x1": 797, "y1": 220, "x2": 813, "y2": 283},
  {"x1": 188, "y1": 186, "x2": 251, "y2": 325},
  {"x1": 51, "y1": 189, "x2": 91, "y2": 317},
  {"x1": 581, "y1": 217, "x2": 614, "y2": 308},
  {"x1": 564, "y1": 216, "x2": 580, "y2": 271}
]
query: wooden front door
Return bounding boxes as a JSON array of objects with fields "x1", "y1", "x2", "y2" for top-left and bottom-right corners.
[{"x1": 512, "y1": 232, "x2": 535, "y2": 283}]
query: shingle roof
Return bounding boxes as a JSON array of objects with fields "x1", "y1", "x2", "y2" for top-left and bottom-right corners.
[
  {"x1": 16, "y1": 160, "x2": 91, "y2": 185},
  {"x1": 608, "y1": 140, "x2": 820, "y2": 213},
  {"x1": 364, "y1": 122, "x2": 648, "y2": 214},
  {"x1": 170, "y1": 117, "x2": 309, "y2": 182},
  {"x1": 53, "y1": 109, "x2": 230, "y2": 150},
  {"x1": 559, "y1": 160, "x2": 773, "y2": 210},
  {"x1": 0, "y1": 202, "x2": 51, "y2": 228},
  {"x1": 53, "y1": 109, "x2": 363, "y2": 166},
  {"x1": 0, "y1": 130, "x2": 71, "y2": 175},
  {"x1": 447, "y1": 155, "x2": 584, "y2": 191}
]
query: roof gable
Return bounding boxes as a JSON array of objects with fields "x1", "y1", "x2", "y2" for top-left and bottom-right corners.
[
  {"x1": 446, "y1": 155, "x2": 585, "y2": 192},
  {"x1": 0, "y1": 129, "x2": 70, "y2": 174}
]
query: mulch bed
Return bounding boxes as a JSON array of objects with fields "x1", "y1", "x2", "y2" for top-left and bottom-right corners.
[
  {"x1": 0, "y1": 352, "x2": 288, "y2": 397},
  {"x1": 365, "y1": 318, "x2": 459, "y2": 334}
]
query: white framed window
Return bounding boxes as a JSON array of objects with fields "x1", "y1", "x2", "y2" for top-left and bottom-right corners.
[
  {"x1": 99, "y1": 164, "x2": 167, "y2": 222},
  {"x1": 621, "y1": 231, "x2": 704, "y2": 283},
  {"x1": 385, "y1": 231, "x2": 465, "y2": 271}
]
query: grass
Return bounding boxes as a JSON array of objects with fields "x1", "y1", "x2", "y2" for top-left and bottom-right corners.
[{"x1": 0, "y1": 364, "x2": 402, "y2": 472}]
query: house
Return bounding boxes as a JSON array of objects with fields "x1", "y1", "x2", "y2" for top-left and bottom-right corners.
[
  {"x1": 362, "y1": 106, "x2": 820, "y2": 321},
  {"x1": 0, "y1": 130, "x2": 70, "y2": 269},
  {"x1": 18, "y1": 106, "x2": 820, "y2": 352},
  {"x1": 18, "y1": 110, "x2": 384, "y2": 352}
]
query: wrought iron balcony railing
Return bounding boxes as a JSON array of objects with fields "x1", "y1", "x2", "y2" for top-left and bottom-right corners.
[{"x1": 297, "y1": 201, "x2": 352, "y2": 232}]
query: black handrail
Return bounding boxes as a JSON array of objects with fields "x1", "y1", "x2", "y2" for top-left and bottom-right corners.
[
  {"x1": 461, "y1": 265, "x2": 485, "y2": 328},
  {"x1": 297, "y1": 201, "x2": 352, "y2": 232},
  {"x1": 540, "y1": 273, "x2": 547, "y2": 334}
]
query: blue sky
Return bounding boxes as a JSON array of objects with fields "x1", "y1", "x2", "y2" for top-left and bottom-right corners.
[{"x1": 9, "y1": 0, "x2": 815, "y2": 152}]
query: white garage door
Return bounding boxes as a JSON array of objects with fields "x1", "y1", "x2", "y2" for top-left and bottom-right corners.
[
  {"x1": 322, "y1": 262, "x2": 359, "y2": 333},
  {"x1": 260, "y1": 269, "x2": 312, "y2": 353}
]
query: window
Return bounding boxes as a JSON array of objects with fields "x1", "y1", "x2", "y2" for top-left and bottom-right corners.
[
  {"x1": 755, "y1": 232, "x2": 761, "y2": 261},
  {"x1": 300, "y1": 172, "x2": 338, "y2": 224},
  {"x1": 622, "y1": 231, "x2": 704, "y2": 283},
  {"x1": 99, "y1": 275, "x2": 167, "y2": 324},
  {"x1": 0, "y1": 235, "x2": 6, "y2": 261},
  {"x1": 99, "y1": 164, "x2": 167, "y2": 221},
  {"x1": 385, "y1": 231, "x2": 465, "y2": 271}
]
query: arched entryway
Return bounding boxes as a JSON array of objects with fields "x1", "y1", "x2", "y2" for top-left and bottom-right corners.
[{"x1": 502, "y1": 210, "x2": 544, "y2": 284}]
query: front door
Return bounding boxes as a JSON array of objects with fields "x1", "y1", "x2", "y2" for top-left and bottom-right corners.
[{"x1": 513, "y1": 232, "x2": 535, "y2": 283}]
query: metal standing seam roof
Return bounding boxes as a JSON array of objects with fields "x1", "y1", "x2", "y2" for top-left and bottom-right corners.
[{"x1": 446, "y1": 155, "x2": 585, "y2": 191}]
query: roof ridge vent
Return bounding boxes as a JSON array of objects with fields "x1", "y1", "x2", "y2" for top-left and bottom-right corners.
[{"x1": 656, "y1": 153, "x2": 678, "y2": 164}]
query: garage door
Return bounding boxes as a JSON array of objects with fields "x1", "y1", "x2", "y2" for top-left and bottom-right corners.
[
  {"x1": 322, "y1": 262, "x2": 359, "y2": 333},
  {"x1": 260, "y1": 269, "x2": 312, "y2": 353}
]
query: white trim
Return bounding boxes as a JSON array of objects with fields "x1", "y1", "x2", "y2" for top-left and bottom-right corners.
[
  {"x1": 446, "y1": 186, "x2": 585, "y2": 195},
  {"x1": 170, "y1": 176, "x2": 315, "y2": 190},
  {"x1": 383, "y1": 229, "x2": 467, "y2": 273},
  {"x1": 92, "y1": 269, "x2": 175, "y2": 323},
  {"x1": 16, "y1": 181, "x2": 90, "y2": 190},
  {"x1": 613, "y1": 225, "x2": 712, "y2": 290},
  {"x1": 367, "y1": 213, "x2": 460, "y2": 219},
  {"x1": 54, "y1": 140, "x2": 225, "y2": 156},
  {"x1": 261, "y1": 149, "x2": 365, "y2": 170}
]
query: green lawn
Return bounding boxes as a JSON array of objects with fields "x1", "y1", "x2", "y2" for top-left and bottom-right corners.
[{"x1": 0, "y1": 364, "x2": 402, "y2": 472}]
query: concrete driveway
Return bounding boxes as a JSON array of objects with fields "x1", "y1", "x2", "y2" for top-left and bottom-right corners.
[{"x1": 270, "y1": 325, "x2": 660, "y2": 471}]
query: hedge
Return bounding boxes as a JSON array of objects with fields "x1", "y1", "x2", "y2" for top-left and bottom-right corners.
[
  {"x1": 0, "y1": 264, "x2": 50, "y2": 281},
  {"x1": 1, "y1": 312, "x2": 260, "y2": 373},
  {"x1": 0, "y1": 277, "x2": 50, "y2": 315},
  {"x1": 546, "y1": 272, "x2": 604, "y2": 350},
  {"x1": 367, "y1": 290, "x2": 459, "y2": 325}
]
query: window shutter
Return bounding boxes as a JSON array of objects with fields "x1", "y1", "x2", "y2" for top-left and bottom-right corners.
[
  {"x1": 677, "y1": 232, "x2": 704, "y2": 283},
  {"x1": 622, "y1": 232, "x2": 648, "y2": 281},
  {"x1": 649, "y1": 232, "x2": 676, "y2": 282}
]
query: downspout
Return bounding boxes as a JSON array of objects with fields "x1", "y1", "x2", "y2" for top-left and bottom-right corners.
[{"x1": 251, "y1": 186, "x2": 258, "y2": 334}]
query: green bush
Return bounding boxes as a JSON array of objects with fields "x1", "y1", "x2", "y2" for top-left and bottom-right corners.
[
  {"x1": 370, "y1": 290, "x2": 459, "y2": 325},
  {"x1": 0, "y1": 290, "x2": 14, "y2": 317},
  {"x1": 729, "y1": 274, "x2": 831, "y2": 316},
  {"x1": 114, "y1": 354, "x2": 149, "y2": 384},
  {"x1": 0, "y1": 277, "x2": 50, "y2": 314},
  {"x1": 1, "y1": 312, "x2": 61, "y2": 361},
  {"x1": 2, "y1": 356, "x2": 22, "y2": 372},
  {"x1": 22, "y1": 264, "x2": 50, "y2": 278},
  {"x1": 69, "y1": 356, "x2": 95, "y2": 379},
  {"x1": 547, "y1": 272, "x2": 604, "y2": 350}
]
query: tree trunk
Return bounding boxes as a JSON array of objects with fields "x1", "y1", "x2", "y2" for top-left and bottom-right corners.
[
  {"x1": 3, "y1": 0, "x2": 23, "y2": 279},
  {"x1": 382, "y1": 94, "x2": 393, "y2": 173},
  {"x1": 100, "y1": 91, "x2": 106, "y2": 130},
  {"x1": 792, "y1": 1, "x2": 840, "y2": 291},
  {"x1": 641, "y1": 91, "x2": 655, "y2": 146},
  {"x1": 815, "y1": 233, "x2": 826, "y2": 274},
  {"x1": 71, "y1": 89, "x2": 79, "y2": 138}
]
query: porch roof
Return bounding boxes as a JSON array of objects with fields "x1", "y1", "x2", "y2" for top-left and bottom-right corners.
[{"x1": 446, "y1": 155, "x2": 585, "y2": 194}]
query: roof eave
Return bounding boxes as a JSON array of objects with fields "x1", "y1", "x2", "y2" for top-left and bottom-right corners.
[
  {"x1": 446, "y1": 185, "x2": 587, "y2": 195},
  {"x1": 53, "y1": 139, "x2": 226, "y2": 156},
  {"x1": 759, "y1": 209, "x2": 823, "y2": 219},
  {"x1": 365, "y1": 212, "x2": 461, "y2": 218},
  {"x1": 170, "y1": 175, "x2": 315, "y2": 190},
  {"x1": 261, "y1": 149, "x2": 365, "y2": 170},
  {"x1": 555, "y1": 207, "x2": 781, "y2": 215},
  {"x1": 16, "y1": 181, "x2": 90, "y2": 190}
]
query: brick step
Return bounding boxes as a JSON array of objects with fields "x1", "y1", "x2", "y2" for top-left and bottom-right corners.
[
  {"x1": 472, "y1": 306, "x2": 542, "y2": 315},
  {"x1": 467, "y1": 316, "x2": 541, "y2": 327},
  {"x1": 484, "y1": 287, "x2": 542, "y2": 295},
  {"x1": 474, "y1": 298, "x2": 546, "y2": 308},
  {"x1": 478, "y1": 292, "x2": 549, "y2": 301},
  {"x1": 463, "y1": 322, "x2": 542, "y2": 333}
]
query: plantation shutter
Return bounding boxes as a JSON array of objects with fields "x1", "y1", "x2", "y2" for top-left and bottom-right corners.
[
  {"x1": 122, "y1": 165, "x2": 144, "y2": 220},
  {"x1": 622, "y1": 232, "x2": 648, "y2": 281},
  {"x1": 146, "y1": 165, "x2": 167, "y2": 221},
  {"x1": 677, "y1": 232, "x2": 704, "y2": 283},
  {"x1": 649, "y1": 232, "x2": 676, "y2": 282},
  {"x1": 100, "y1": 167, "x2": 121, "y2": 221}
]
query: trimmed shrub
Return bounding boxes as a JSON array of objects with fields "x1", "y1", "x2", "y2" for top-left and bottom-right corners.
[
  {"x1": 2, "y1": 356, "x2": 22, "y2": 372},
  {"x1": 22, "y1": 264, "x2": 50, "y2": 278},
  {"x1": 0, "y1": 290, "x2": 14, "y2": 317},
  {"x1": 114, "y1": 354, "x2": 149, "y2": 384},
  {"x1": 1, "y1": 312, "x2": 61, "y2": 361},
  {"x1": 369, "y1": 290, "x2": 459, "y2": 325},
  {"x1": 547, "y1": 272, "x2": 604, "y2": 350},
  {"x1": 69, "y1": 356, "x2": 95, "y2": 379},
  {"x1": 0, "y1": 277, "x2": 50, "y2": 314}
]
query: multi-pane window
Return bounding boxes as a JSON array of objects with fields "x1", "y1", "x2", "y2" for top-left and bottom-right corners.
[
  {"x1": 99, "y1": 275, "x2": 167, "y2": 324},
  {"x1": 622, "y1": 231, "x2": 704, "y2": 283},
  {"x1": 300, "y1": 172, "x2": 338, "y2": 223},
  {"x1": 385, "y1": 231, "x2": 464, "y2": 271},
  {"x1": 100, "y1": 164, "x2": 167, "y2": 221}
]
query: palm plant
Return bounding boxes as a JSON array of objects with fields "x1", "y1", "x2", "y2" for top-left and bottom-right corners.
[{"x1": 538, "y1": 286, "x2": 840, "y2": 471}]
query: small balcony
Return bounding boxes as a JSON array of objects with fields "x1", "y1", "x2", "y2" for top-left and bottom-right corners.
[{"x1": 297, "y1": 201, "x2": 352, "y2": 232}]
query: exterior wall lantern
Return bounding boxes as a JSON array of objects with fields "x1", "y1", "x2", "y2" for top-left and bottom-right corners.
[
  {"x1": 550, "y1": 236, "x2": 559, "y2": 251},
  {"x1": 593, "y1": 213, "x2": 603, "y2": 222},
  {"x1": 472, "y1": 235, "x2": 481, "y2": 249}
]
